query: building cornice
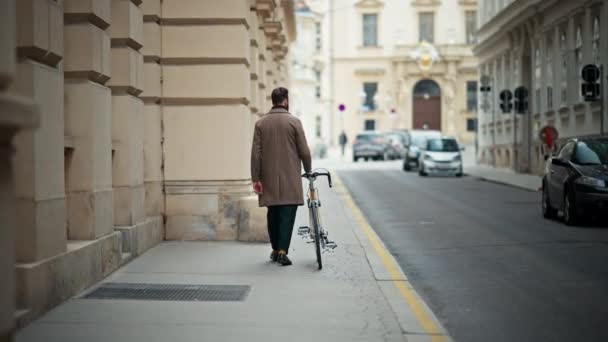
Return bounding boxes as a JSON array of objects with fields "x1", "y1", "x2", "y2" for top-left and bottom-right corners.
[
  {"x1": 354, "y1": 0, "x2": 385, "y2": 10},
  {"x1": 411, "y1": 0, "x2": 441, "y2": 9}
]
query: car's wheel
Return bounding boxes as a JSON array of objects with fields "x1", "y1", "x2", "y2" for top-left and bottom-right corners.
[
  {"x1": 403, "y1": 158, "x2": 411, "y2": 171},
  {"x1": 418, "y1": 164, "x2": 427, "y2": 176},
  {"x1": 563, "y1": 187, "x2": 578, "y2": 226},
  {"x1": 353, "y1": 156, "x2": 358, "y2": 162},
  {"x1": 542, "y1": 182, "x2": 557, "y2": 219}
]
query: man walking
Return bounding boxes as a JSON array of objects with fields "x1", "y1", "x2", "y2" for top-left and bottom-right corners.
[
  {"x1": 251, "y1": 87, "x2": 312, "y2": 266},
  {"x1": 339, "y1": 131, "x2": 348, "y2": 156}
]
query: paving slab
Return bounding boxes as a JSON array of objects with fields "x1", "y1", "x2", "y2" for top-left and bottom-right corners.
[{"x1": 16, "y1": 173, "x2": 449, "y2": 342}]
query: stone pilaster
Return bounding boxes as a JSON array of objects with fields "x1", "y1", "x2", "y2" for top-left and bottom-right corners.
[
  {"x1": 110, "y1": 0, "x2": 145, "y2": 227},
  {"x1": 63, "y1": 0, "x2": 114, "y2": 240},
  {"x1": 12, "y1": 0, "x2": 67, "y2": 263},
  {"x1": 141, "y1": 0, "x2": 164, "y2": 218},
  {"x1": 0, "y1": 5, "x2": 39, "y2": 337},
  {"x1": 161, "y1": 0, "x2": 252, "y2": 240}
]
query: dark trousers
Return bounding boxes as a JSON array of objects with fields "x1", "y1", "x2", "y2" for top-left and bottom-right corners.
[{"x1": 267, "y1": 205, "x2": 298, "y2": 253}]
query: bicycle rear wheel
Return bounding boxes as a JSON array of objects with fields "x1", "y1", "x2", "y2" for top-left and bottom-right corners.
[{"x1": 311, "y1": 206, "x2": 322, "y2": 270}]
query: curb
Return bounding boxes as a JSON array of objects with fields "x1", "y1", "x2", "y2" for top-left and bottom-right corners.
[
  {"x1": 333, "y1": 172, "x2": 452, "y2": 342},
  {"x1": 466, "y1": 173, "x2": 540, "y2": 192}
]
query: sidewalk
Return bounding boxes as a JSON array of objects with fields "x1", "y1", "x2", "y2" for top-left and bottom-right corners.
[
  {"x1": 465, "y1": 164, "x2": 542, "y2": 192},
  {"x1": 16, "y1": 175, "x2": 450, "y2": 342}
]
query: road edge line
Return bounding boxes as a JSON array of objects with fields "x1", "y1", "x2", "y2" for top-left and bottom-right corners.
[{"x1": 333, "y1": 173, "x2": 450, "y2": 342}]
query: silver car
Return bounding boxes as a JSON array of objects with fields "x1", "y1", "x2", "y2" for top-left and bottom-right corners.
[
  {"x1": 353, "y1": 132, "x2": 389, "y2": 162},
  {"x1": 418, "y1": 137, "x2": 464, "y2": 177}
]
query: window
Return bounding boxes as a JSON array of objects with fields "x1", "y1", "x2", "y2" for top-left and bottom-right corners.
[
  {"x1": 465, "y1": 11, "x2": 477, "y2": 44},
  {"x1": 419, "y1": 12, "x2": 434, "y2": 43},
  {"x1": 467, "y1": 81, "x2": 478, "y2": 112},
  {"x1": 573, "y1": 141, "x2": 608, "y2": 165},
  {"x1": 575, "y1": 25, "x2": 583, "y2": 101},
  {"x1": 592, "y1": 17, "x2": 600, "y2": 64},
  {"x1": 362, "y1": 14, "x2": 378, "y2": 47},
  {"x1": 427, "y1": 138, "x2": 459, "y2": 152},
  {"x1": 546, "y1": 35, "x2": 554, "y2": 110},
  {"x1": 534, "y1": 46, "x2": 541, "y2": 112},
  {"x1": 315, "y1": 70, "x2": 321, "y2": 99},
  {"x1": 315, "y1": 22, "x2": 322, "y2": 52},
  {"x1": 575, "y1": 26, "x2": 583, "y2": 70},
  {"x1": 560, "y1": 30, "x2": 568, "y2": 105},
  {"x1": 363, "y1": 82, "x2": 378, "y2": 111},
  {"x1": 466, "y1": 118, "x2": 477, "y2": 132},
  {"x1": 505, "y1": 55, "x2": 511, "y2": 90},
  {"x1": 364, "y1": 119, "x2": 376, "y2": 131},
  {"x1": 315, "y1": 116, "x2": 321, "y2": 138}
]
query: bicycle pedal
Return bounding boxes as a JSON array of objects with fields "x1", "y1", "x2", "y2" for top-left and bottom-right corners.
[
  {"x1": 325, "y1": 241, "x2": 338, "y2": 249},
  {"x1": 297, "y1": 226, "x2": 310, "y2": 235}
]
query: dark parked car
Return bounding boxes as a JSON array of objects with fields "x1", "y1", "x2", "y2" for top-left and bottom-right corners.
[
  {"x1": 402, "y1": 129, "x2": 442, "y2": 171},
  {"x1": 542, "y1": 138, "x2": 608, "y2": 225},
  {"x1": 353, "y1": 132, "x2": 389, "y2": 162}
]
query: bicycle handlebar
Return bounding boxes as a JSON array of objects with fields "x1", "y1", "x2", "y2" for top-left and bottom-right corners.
[{"x1": 302, "y1": 171, "x2": 332, "y2": 188}]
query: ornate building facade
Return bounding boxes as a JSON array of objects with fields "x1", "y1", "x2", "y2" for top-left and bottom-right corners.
[
  {"x1": 0, "y1": 0, "x2": 295, "y2": 339},
  {"x1": 326, "y1": 0, "x2": 479, "y2": 145},
  {"x1": 474, "y1": 0, "x2": 608, "y2": 174}
]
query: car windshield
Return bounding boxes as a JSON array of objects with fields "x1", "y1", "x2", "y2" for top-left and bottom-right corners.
[
  {"x1": 410, "y1": 133, "x2": 438, "y2": 147},
  {"x1": 427, "y1": 138, "x2": 459, "y2": 152},
  {"x1": 572, "y1": 140, "x2": 608, "y2": 165},
  {"x1": 356, "y1": 134, "x2": 380, "y2": 142}
]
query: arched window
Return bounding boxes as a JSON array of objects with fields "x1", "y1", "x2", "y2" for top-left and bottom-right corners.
[
  {"x1": 592, "y1": 17, "x2": 600, "y2": 64},
  {"x1": 413, "y1": 79, "x2": 441, "y2": 97}
]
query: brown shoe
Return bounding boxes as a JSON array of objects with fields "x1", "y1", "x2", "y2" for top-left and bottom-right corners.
[
  {"x1": 270, "y1": 250, "x2": 278, "y2": 262},
  {"x1": 277, "y1": 252, "x2": 292, "y2": 266}
]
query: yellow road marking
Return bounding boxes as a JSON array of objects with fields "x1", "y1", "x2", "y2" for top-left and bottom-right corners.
[{"x1": 335, "y1": 175, "x2": 446, "y2": 342}]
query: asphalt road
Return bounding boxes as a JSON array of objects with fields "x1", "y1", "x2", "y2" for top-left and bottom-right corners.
[{"x1": 338, "y1": 166, "x2": 608, "y2": 342}]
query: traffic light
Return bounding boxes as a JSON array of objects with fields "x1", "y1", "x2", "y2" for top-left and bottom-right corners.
[
  {"x1": 581, "y1": 64, "x2": 601, "y2": 102},
  {"x1": 514, "y1": 86, "x2": 529, "y2": 114},
  {"x1": 499, "y1": 89, "x2": 513, "y2": 114}
]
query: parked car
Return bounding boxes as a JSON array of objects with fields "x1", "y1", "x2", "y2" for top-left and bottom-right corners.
[
  {"x1": 353, "y1": 132, "x2": 389, "y2": 162},
  {"x1": 384, "y1": 132, "x2": 406, "y2": 160},
  {"x1": 542, "y1": 138, "x2": 608, "y2": 225},
  {"x1": 418, "y1": 137, "x2": 464, "y2": 177},
  {"x1": 402, "y1": 129, "x2": 442, "y2": 171}
]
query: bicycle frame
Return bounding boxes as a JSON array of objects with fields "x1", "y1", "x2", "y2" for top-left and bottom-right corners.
[{"x1": 298, "y1": 171, "x2": 337, "y2": 255}]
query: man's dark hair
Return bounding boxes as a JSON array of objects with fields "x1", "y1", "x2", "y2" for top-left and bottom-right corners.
[{"x1": 271, "y1": 87, "x2": 289, "y2": 105}]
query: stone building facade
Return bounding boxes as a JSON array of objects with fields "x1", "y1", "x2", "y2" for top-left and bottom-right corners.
[
  {"x1": 290, "y1": 1, "x2": 332, "y2": 156},
  {"x1": 326, "y1": 0, "x2": 479, "y2": 145},
  {"x1": 0, "y1": 0, "x2": 295, "y2": 339},
  {"x1": 474, "y1": 0, "x2": 608, "y2": 174}
]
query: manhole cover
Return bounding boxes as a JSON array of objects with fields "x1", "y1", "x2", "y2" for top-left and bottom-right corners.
[{"x1": 82, "y1": 283, "x2": 250, "y2": 302}]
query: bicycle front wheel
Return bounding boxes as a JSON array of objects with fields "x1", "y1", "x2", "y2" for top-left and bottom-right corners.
[{"x1": 310, "y1": 206, "x2": 322, "y2": 270}]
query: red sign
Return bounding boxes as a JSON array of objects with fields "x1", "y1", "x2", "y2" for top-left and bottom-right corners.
[{"x1": 539, "y1": 126, "x2": 558, "y2": 148}]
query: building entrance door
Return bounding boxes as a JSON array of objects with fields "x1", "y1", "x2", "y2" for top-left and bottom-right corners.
[{"x1": 413, "y1": 80, "x2": 441, "y2": 131}]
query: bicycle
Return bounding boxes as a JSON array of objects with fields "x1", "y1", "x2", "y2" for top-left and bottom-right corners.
[{"x1": 298, "y1": 169, "x2": 337, "y2": 270}]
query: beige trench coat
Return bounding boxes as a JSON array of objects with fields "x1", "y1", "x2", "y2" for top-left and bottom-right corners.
[{"x1": 251, "y1": 107, "x2": 312, "y2": 207}]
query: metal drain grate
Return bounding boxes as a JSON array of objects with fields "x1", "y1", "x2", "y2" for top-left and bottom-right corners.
[{"x1": 83, "y1": 283, "x2": 251, "y2": 302}]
